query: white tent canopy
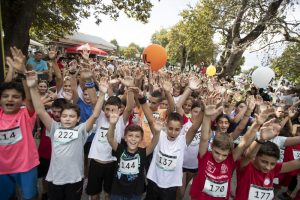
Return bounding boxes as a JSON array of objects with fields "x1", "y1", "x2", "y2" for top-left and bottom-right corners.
[{"x1": 30, "y1": 39, "x2": 44, "y2": 47}]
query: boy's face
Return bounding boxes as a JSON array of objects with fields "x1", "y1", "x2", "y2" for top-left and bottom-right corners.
[
  {"x1": 166, "y1": 120, "x2": 182, "y2": 141},
  {"x1": 60, "y1": 109, "x2": 79, "y2": 128},
  {"x1": 159, "y1": 99, "x2": 168, "y2": 110},
  {"x1": 104, "y1": 104, "x2": 119, "y2": 119},
  {"x1": 217, "y1": 117, "x2": 230, "y2": 133},
  {"x1": 124, "y1": 131, "x2": 143, "y2": 152},
  {"x1": 254, "y1": 154, "x2": 277, "y2": 173},
  {"x1": 83, "y1": 90, "x2": 91, "y2": 104},
  {"x1": 212, "y1": 146, "x2": 230, "y2": 163},
  {"x1": 0, "y1": 89, "x2": 23, "y2": 114},
  {"x1": 148, "y1": 96, "x2": 161, "y2": 111},
  {"x1": 52, "y1": 107, "x2": 62, "y2": 122}
]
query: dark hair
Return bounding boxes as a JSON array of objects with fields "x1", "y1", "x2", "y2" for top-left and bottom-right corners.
[
  {"x1": 105, "y1": 96, "x2": 122, "y2": 108},
  {"x1": 151, "y1": 90, "x2": 163, "y2": 102},
  {"x1": 191, "y1": 101, "x2": 201, "y2": 110},
  {"x1": 61, "y1": 103, "x2": 80, "y2": 117},
  {"x1": 52, "y1": 98, "x2": 68, "y2": 110},
  {"x1": 167, "y1": 112, "x2": 183, "y2": 125},
  {"x1": 212, "y1": 133, "x2": 233, "y2": 151},
  {"x1": 216, "y1": 114, "x2": 230, "y2": 123},
  {"x1": 124, "y1": 124, "x2": 144, "y2": 138},
  {"x1": 0, "y1": 81, "x2": 25, "y2": 100},
  {"x1": 257, "y1": 141, "x2": 280, "y2": 160},
  {"x1": 35, "y1": 51, "x2": 43, "y2": 55}
]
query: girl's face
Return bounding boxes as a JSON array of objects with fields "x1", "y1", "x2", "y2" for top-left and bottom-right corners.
[
  {"x1": 183, "y1": 100, "x2": 193, "y2": 114},
  {"x1": 63, "y1": 80, "x2": 72, "y2": 93},
  {"x1": 173, "y1": 88, "x2": 181, "y2": 97},
  {"x1": 38, "y1": 82, "x2": 48, "y2": 95},
  {"x1": 217, "y1": 117, "x2": 230, "y2": 133}
]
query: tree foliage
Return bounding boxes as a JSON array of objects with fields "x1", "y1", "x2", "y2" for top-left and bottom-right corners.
[
  {"x1": 151, "y1": 28, "x2": 169, "y2": 47},
  {"x1": 271, "y1": 42, "x2": 300, "y2": 83},
  {"x1": 1, "y1": 0, "x2": 154, "y2": 55},
  {"x1": 110, "y1": 39, "x2": 120, "y2": 55},
  {"x1": 122, "y1": 43, "x2": 141, "y2": 59}
]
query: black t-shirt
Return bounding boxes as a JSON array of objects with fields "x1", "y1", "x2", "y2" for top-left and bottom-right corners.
[{"x1": 111, "y1": 144, "x2": 147, "y2": 197}]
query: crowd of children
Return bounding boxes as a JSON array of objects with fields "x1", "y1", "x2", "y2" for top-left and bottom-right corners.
[{"x1": 1, "y1": 46, "x2": 300, "y2": 200}]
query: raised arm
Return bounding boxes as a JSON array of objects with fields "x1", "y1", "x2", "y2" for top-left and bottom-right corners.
[
  {"x1": 5, "y1": 47, "x2": 24, "y2": 82},
  {"x1": 229, "y1": 95, "x2": 256, "y2": 140},
  {"x1": 161, "y1": 80, "x2": 175, "y2": 114},
  {"x1": 199, "y1": 93, "x2": 222, "y2": 158},
  {"x1": 106, "y1": 110, "x2": 120, "y2": 151},
  {"x1": 27, "y1": 72, "x2": 53, "y2": 131},
  {"x1": 119, "y1": 76, "x2": 135, "y2": 124},
  {"x1": 176, "y1": 76, "x2": 201, "y2": 116},
  {"x1": 146, "y1": 120, "x2": 163, "y2": 156},
  {"x1": 48, "y1": 49, "x2": 63, "y2": 91},
  {"x1": 280, "y1": 159, "x2": 300, "y2": 173},
  {"x1": 232, "y1": 108, "x2": 275, "y2": 161},
  {"x1": 186, "y1": 109, "x2": 204, "y2": 145},
  {"x1": 85, "y1": 77, "x2": 108, "y2": 132},
  {"x1": 240, "y1": 120, "x2": 281, "y2": 168}
]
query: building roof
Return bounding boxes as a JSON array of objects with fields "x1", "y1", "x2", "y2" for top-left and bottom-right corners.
[{"x1": 57, "y1": 32, "x2": 116, "y2": 51}]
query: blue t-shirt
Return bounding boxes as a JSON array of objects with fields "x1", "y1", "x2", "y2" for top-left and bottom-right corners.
[
  {"x1": 77, "y1": 98, "x2": 95, "y2": 143},
  {"x1": 27, "y1": 57, "x2": 48, "y2": 72}
]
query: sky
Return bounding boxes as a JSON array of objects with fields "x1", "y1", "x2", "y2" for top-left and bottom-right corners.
[{"x1": 78, "y1": 0, "x2": 299, "y2": 70}]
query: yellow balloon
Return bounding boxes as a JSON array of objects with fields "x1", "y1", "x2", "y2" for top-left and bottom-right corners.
[{"x1": 206, "y1": 65, "x2": 216, "y2": 76}]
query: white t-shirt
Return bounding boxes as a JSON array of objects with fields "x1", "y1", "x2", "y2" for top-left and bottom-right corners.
[
  {"x1": 180, "y1": 120, "x2": 201, "y2": 169},
  {"x1": 88, "y1": 112, "x2": 125, "y2": 161},
  {"x1": 46, "y1": 121, "x2": 90, "y2": 185},
  {"x1": 147, "y1": 130, "x2": 187, "y2": 188}
]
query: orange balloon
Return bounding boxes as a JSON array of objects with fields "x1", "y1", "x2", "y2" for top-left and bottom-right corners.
[{"x1": 142, "y1": 44, "x2": 167, "y2": 71}]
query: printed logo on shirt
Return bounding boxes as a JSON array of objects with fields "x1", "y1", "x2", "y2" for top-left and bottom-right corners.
[
  {"x1": 278, "y1": 148, "x2": 285, "y2": 162},
  {"x1": 206, "y1": 161, "x2": 216, "y2": 174},
  {"x1": 292, "y1": 149, "x2": 300, "y2": 160},
  {"x1": 97, "y1": 126, "x2": 109, "y2": 143},
  {"x1": 156, "y1": 150, "x2": 177, "y2": 171},
  {"x1": 221, "y1": 164, "x2": 228, "y2": 174},
  {"x1": 0, "y1": 127, "x2": 23, "y2": 145},
  {"x1": 264, "y1": 178, "x2": 271, "y2": 186},
  {"x1": 54, "y1": 128, "x2": 79, "y2": 144},
  {"x1": 191, "y1": 130, "x2": 201, "y2": 146}
]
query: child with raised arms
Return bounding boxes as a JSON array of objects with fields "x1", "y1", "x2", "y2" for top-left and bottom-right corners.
[
  {"x1": 27, "y1": 71, "x2": 108, "y2": 200},
  {"x1": 106, "y1": 99, "x2": 162, "y2": 200}
]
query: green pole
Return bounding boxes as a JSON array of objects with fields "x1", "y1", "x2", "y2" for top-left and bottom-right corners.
[{"x1": 0, "y1": 2, "x2": 5, "y2": 82}]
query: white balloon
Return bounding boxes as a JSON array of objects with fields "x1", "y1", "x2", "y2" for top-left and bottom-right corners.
[{"x1": 251, "y1": 67, "x2": 275, "y2": 88}]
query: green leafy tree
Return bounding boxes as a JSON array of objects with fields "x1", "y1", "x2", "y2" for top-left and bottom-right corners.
[
  {"x1": 123, "y1": 45, "x2": 139, "y2": 59},
  {"x1": 1, "y1": 0, "x2": 154, "y2": 55},
  {"x1": 110, "y1": 39, "x2": 120, "y2": 55},
  {"x1": 271, "y1": 42, "x2": 300, "y2": 83},
  {"x1": 151, "y1": 28, "x2": 169, "y2": 47}
]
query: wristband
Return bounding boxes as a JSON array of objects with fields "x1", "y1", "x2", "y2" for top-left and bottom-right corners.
[
  {"x1": 85, "y1": 81, "x2": 95, "y2": 88},
  {"x1": 255, "y1": 138, "x2": 266, "y2": 144},
  {"x1": 138, "y1": 96, "x2": 147, "y2": 105}
]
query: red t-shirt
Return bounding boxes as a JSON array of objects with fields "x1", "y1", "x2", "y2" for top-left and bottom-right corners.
[
  {"x1": 38, "y1": 112, "x2": 53, "y2": 160},
  {"x1": 234, "y1": 161, "x2": 283, "y2": 200},
  {"x1": 190, "y1": 151, "x2": 236, "y2": 200}
]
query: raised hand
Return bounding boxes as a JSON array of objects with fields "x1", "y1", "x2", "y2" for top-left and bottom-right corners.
[
  {"x1": 98, "y1": 77, "x2": 109, "y2": 93},
  {"x1": 255, "y1": 95, "x2": 264, "y2": 106},
  {"x1": 153, "y1": 119, "x2": 164, "y2": 133},
  {"x1": 128, "y1": 87, "x2": 143, "y2": 98},
  {"x1": 80, "y1": 69, "x2": 93, "y2": 80},
  {"x1": 6, "y1": 47, "x2": 26, "y2": 73},
  {"x1": 81, "y1": 49, "x2": 90, "y2": 61},
  {"x1": 120, "y1": 76, "x2": 135, "y2": 87},
  {"x1": 255, "y1": 108, "x2": 275, "y2": 125},
  {"x1": 68, "y1": 60, "x2": 78, "y2": 72},
  {"x1": 260, "y1": 119, "x2": 281, "y2": 141},
  {"x1": 246, "y1": 95, "x2": 256, "y2": 111},
  {"x1": 162, "y1": 80, "x2": 172, "y2": 93},
  {"x1": 288, "y1": 107, "x2": 297, "y2": 118},
  {"x1": 63, "y1": 91, "x2": 73, "y2": 101},
  {"x1": 203, "y1": 92, "x2": 223, "y2": 116},
  {"x1": 188, "y1": 76, "x2": 201, "y2": 90},
  {"x1": 26, "y1": 71, "x2": 38, "y2": 88}
]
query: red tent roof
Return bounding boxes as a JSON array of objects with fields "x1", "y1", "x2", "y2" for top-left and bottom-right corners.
[{"x1": 65, "y1": 43, "x2": 108, "y2": 56}]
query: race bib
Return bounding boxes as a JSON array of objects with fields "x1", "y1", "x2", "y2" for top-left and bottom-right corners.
[
  {"x1": 119, "y1": 158, "x2": 139, "y2": 175},
  {"x1": 97, "y1": 127, "x2": 108, "y2": 143},
  {"x1": 202, "y1": 178, "x2": 228, "y2": 198},
  {"x1": 0, "y1": 127, "x2": 22, "y2": 145},
  {"x1": 248, "y1": 184, "x2": 274, "y2": 200},
  {"x1": 156, "y1": 150, "x2": 177, "y2": 171},
  {"x1": 293, "y1": 149, "x2": 300, "y2": 160},
  {"x1": 278, "y1": 149, "x2": 285, "y2": 162},
  {"x1": 54, "y1": 128, "x2": 78, "y2": 144},
  {"x1": 191, "y1": 130, "x2": 201, "y2": 146}
]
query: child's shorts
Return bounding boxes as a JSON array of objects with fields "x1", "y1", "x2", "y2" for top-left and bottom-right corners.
[{"x1": 0, "y1": 167, "x2": 38, "y2": 200}]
